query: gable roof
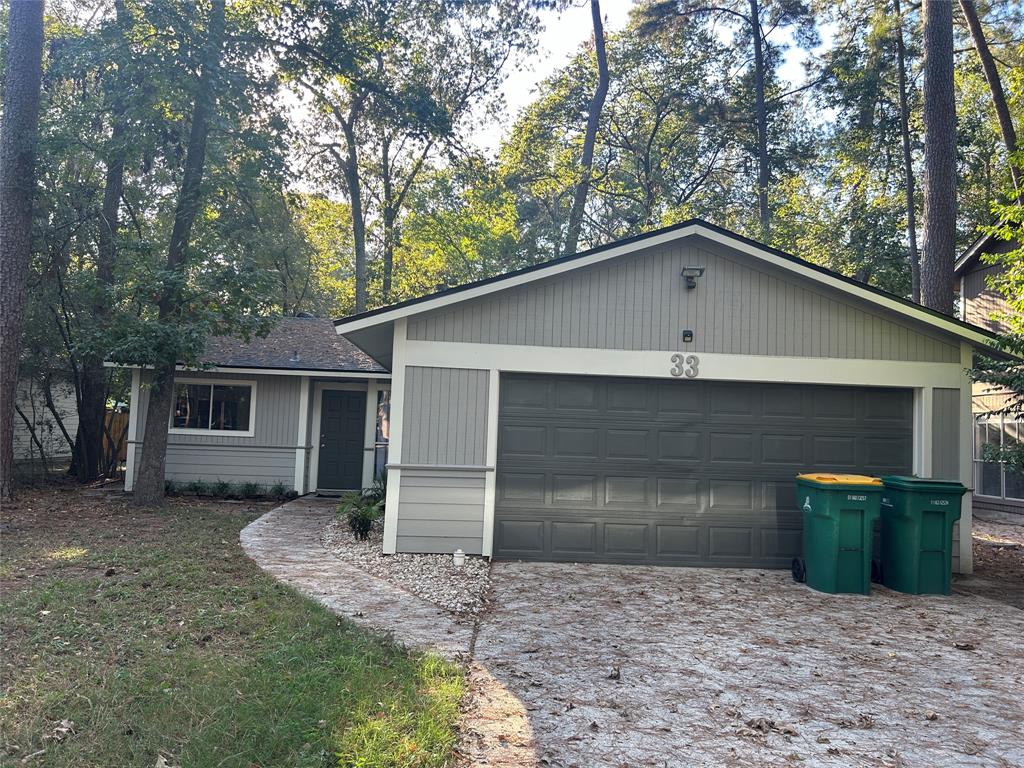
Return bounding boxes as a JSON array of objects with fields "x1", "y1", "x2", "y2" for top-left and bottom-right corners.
[
  {"x1": 954, "y1": 229, "x2": 1017, "y2": 278},
  {"x1": 201, "y1": 316, "x2": 387, "y2": 373},
  {"x1": 335, "y1": 218, "x2": 999, "y2": 351}
]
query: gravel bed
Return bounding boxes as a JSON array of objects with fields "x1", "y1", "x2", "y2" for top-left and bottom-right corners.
[{"x1": 322, "y1": 517, "x2": 491, "y2": 616}]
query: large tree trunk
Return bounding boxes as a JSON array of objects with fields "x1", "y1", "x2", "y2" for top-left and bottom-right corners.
[
  {"x1": 564, "y1": 0, "x2": 609, "y2": 257},
  {"x1": 133, "y1": 0, "x2": 225, "y2": 506},
  {"x1": 959, "y1": 0, "x2": 1020, "y2": 194},
  {"x1": 0, "y1": 0, "x2": 45, "y2": 501},
  {"x1": 749, "y1": 0, "x2": 770, "y2": 239},
  {"x1": 920, "y1": 0, "x2": 957, "y2": 314},
  {"x1": 893, "y1": 0, "x2": 921, "y2": 302}
]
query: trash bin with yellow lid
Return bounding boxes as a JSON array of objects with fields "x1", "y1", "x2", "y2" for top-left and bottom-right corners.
[{"x1": 792, "y1": 473, "x2": 884, "y2": 595}]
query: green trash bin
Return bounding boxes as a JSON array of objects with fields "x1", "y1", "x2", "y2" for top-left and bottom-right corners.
[
  {"x1": 793, "y1": 473, "x2": 884, "y2": 595},
  {"x1": 879, "y1": 476, "x2": 967, "y2": 595}
]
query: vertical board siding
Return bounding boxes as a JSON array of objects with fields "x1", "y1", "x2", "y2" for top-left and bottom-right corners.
[
  {"x1": 396, "y1": 468, "x2": 486, "y2": 554},
  {"x1": 407, "y1": 240, "x2": 960, "y2": 363},
  {"x1": 932, "y1": 387, "x2": 962, "y2": 571},
  {"x1": 932, "y1": 389, "x2": 960, "y2": 479},
  {"x1": 402, "y1": 367, "x2": 489, "y2": 466}
]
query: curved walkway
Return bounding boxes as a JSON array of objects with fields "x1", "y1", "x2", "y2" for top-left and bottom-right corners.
[{"x1": 240, "y1": 496, "x2": 474, "y2": 659}]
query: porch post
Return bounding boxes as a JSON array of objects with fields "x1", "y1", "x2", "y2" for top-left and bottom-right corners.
[
  {"x1": 124, "y1": 367, "x2": 141, "y2": 492},
  {"x1": 293, "y1": 376, "x2": 310, "y2": 495}
]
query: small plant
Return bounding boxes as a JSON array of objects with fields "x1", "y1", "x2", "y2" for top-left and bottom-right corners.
[
  {"x1": 213, "y1": 479, "x2": 232, "y2": 497},
  {"x1": 362, "y1": 470, "x2": 387, "y2": 507},
  {"x1": 186, "y1": 479, "x2": 211, "y2": 496},
  {"x1": 269, "y1": 481, "x2": 287, "y2": 499},
  {"x1": 240, "y1": 482, "x2": 262, "y2": 499},
  {"x1": 339, "y1": 491, "x2": 382, "y2": 541},
  {"x1": 164, "y1": 479, "x2": 177, "y2": 495}
]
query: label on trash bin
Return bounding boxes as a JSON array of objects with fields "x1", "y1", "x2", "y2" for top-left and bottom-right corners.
[
  {"x1": 881, "y1": 497, "x2": 892, "y2": 506},
  {"x1": 931, "y1": 499, "x2": 950, "y2": 506},
  {"x1": 847, "y1": 494, "x2": 867, "y2": 501}
]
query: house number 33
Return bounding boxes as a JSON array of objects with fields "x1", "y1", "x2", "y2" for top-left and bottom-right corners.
[{"x1": 669, "y1": 353, "x2": 700, "y2": 378}]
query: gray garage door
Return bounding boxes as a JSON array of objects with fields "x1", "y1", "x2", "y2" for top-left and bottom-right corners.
[{"x1": 494, "y1": 374, "x2": 913, "y2": 567}]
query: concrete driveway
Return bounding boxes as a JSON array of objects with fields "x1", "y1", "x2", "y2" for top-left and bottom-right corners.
[{"x1": 461, "y1": 563, "x2": 1024, "y2": 767}]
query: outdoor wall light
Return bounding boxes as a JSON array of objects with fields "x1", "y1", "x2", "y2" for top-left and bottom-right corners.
[{"x1": 682, "y1": 266, "x2": 705, "y2": 289}]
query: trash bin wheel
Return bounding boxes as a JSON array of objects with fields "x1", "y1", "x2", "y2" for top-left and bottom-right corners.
[
  {"x1": 871, "y1": 558, "x2": 883, "y2": 584},
  {"x1": 791, "y1": 558, "x2": 806, "y2": 584}
]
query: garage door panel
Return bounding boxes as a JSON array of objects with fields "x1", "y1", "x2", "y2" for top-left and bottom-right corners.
[{"x1": 496, "y1": 375, "x2": 912, "y2": 567}]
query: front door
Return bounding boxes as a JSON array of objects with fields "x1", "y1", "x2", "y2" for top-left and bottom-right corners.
[{"x1": 317, "y1": 390, "x2": 366, "y2": 491}]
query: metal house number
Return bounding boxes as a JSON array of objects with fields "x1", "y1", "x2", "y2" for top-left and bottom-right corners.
[{"x1": 669, "y1": 353, "x2": 700, "y2": 378}]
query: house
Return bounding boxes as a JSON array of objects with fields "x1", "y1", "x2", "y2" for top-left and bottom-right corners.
[
  {"x1": 119, "y1": 316, "x2": 391, "y2": 494},
  {"x1": 955, "y1": 233, "x2": 1023, "y2": 517},
  {"x1": 336, "y1": 219, "x2": 1000, "y2": 574},
  {"x1": 13, "y1": 374, "x2": 78, "y2": 463}
]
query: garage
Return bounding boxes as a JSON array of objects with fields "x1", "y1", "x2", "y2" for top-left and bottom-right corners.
[{"x1": 494, "y1": 374, "x2": 913, "y2": 567}]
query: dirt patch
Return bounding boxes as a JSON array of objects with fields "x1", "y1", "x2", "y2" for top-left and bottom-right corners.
[
  {"x1": 955, "y1": 515, "x2": 1024, "y2": 609},
  {"x1": 464, "y1": 562, "x2": 1024, "y2": 768}
]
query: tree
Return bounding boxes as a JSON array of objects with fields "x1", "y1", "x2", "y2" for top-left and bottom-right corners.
[
  {"x1": 564, "y1": 0, "x2": 609, "y2": 256},
  {"x1": 131, "y1": 0, "x2": 235, "y2": 505},
  {"x1": 0, "y1": 0, "x2": 45, "y2": 500},
  {"x1": 642, "y1": 0, "x2": 817, "y2": 238},
  {"x1": 280, "y1": 0, "x2": 537, "y2": 311},
  {"x1": 959, "y1": 0, "x2": 1020, "y2": 194},
  {"x1": 920, "y1": 0, "x2": 957, "y2": 313},
  {"x1": 893, "y1": 0, "x2": 921, "y2": 301}
]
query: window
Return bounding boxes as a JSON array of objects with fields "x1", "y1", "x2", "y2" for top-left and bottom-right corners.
[
  {"x1": 974, "y1": 414, "x2": 1023, "y2": 501},
  {"x1": 373, "y1": 389, "x2": 390, "y2": 479},
  {"x1": 170, "y1": 380, "x2": 256, "y2": 436}
]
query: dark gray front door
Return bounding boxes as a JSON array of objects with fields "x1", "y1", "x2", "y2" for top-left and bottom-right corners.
[
  {"x1": 494, "y1": 374, "x2": 913, "y2": 567},
  {"x1": 317, "y1": 390, "x2": 366, "y2": 491}
]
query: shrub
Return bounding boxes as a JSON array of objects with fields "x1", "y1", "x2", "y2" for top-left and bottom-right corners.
[
  {"x1": 164, "y1": 480, "x2": 177, "y2": 495},
  {"x1": 269, "y1": 481, "x2": 287, "y2": 499},
  {"x1": 240, "y1": 482, "x2": 262, "y2": 499},
  {"x1": 362, "y1": 470, "x2": 387, "y2": 507},
  {"x1": 186, "y1": 479, "x2": 211, "y2": 496},
  {"x1": 339, "y1": 492, "x2": 382, "y2": 541},
  {"x1": 213, "y1": 479, "x2": 232, "y2": 497}
]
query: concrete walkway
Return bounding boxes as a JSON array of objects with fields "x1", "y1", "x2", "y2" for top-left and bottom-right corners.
[{"x1": 240, "y1": 496, "x2": 474, "y2": 659}]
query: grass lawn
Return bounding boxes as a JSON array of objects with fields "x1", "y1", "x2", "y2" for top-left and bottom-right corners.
[{"x1": 0, "y1": 487, "x2": 463, "y2": 768}]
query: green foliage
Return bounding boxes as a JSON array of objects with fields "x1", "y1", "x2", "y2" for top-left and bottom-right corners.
[
  {"x1": 339, "y1": 491, "x2": 383, "y2": 541},
  {"x1": 213, "y1": 479, "x2": 232, "y2": 497},
  {"x1": 269, "y1": 481, "x2": 288, "y2": 499},
  {"x1": 239, "y1": 481, "x2": 262, "y2": 499},
  {"x1": 185, "y1": 479, "x2": 211, "y2": 496}
]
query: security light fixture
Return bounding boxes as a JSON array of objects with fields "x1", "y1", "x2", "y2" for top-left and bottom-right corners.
[
  {"x1": 682, "y1": 266, "x2": 705, "y2": 289},
  {"x1": 682, "y1": 329, "x2": 694, "y2": 343}
]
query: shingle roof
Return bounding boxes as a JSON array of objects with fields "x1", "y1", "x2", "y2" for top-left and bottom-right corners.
[{"x1": 201, "y1": 316, "x2": 386, "y2": 373}]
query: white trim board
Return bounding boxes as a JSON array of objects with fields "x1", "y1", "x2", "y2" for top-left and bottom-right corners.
[
  {"x1": 105, "y1": 362, "x2": 390, "y2": 380},
  {"x1": 401, "y1": 340, "x2": 968, "y2": 390},
  {"x1": 124, "y1": 368, "x2": 141, "y2": 492},
  {"x1": 294, "y1": 376, "x2": 311, "y2": 494},
  {"x1": 335, "y1": 222, "x2": 996, "y2": 349},
  {"x1": 382, "y1": 319, "x2": 408, "y2": 554}
]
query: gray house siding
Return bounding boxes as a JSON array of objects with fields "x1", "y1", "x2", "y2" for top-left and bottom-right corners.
[
  {"x1": 395, "y1": 367, "x2": 490, "y2": 553},
  {"x1": 963, "y1": 263, "x2": 1010, "y2": 334},
  {"x1": 396, "y1": 468, "x2": 487, "y2": 554},
  {"x1": 130, "y1": 371, "x2": 300, "y2": 489},
  {"x1": 402, "y1": 367, "x2": 489, "y2": 466},
  {"x1": 408, "y1": 239, "x2": 960, "y2": 363}
]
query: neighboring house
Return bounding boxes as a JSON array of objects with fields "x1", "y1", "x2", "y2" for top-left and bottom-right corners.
[
  {"x1": 13, "y1": 375, "x2": 78, "y2": 462},
  {"x1": 337, "y1": 219, "x2": 1001, "y2": 575},
  {"x1": 955, "y1": 233, "x2": 1023, "y2": 518},
  {"x1": 118, "y1": 316, "x2": 391, "y2": 494}
]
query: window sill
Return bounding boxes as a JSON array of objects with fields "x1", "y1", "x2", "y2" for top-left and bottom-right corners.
[{"x1": 168, "y1": 428, "x2": 256, "y2": 438}]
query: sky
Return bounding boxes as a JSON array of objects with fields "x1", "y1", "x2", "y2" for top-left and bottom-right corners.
[{"x1": 473, "y1": 0, "x2": 832, "y2": 155}]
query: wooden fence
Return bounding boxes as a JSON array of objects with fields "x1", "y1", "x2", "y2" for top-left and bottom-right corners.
[{"x1": 104, "y1": 409, "x2": 129, "y2": 465}]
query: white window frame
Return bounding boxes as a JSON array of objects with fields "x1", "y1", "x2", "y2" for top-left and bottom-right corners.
[
  {"x1": 168, "y1": 377, "x2": 258, "y2": 438},
  {"x1": 974, "y1": 413, "x2": 1024, "y2": 502}
]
